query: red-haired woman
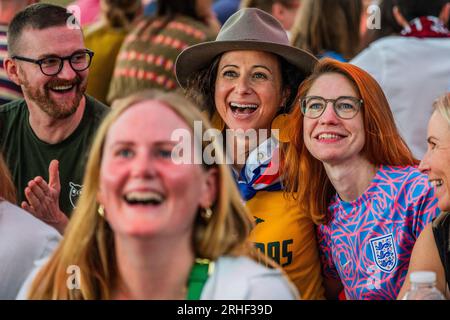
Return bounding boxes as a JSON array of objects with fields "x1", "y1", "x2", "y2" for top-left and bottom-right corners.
[{"x1": 283, "y1": 59, "x2": 441, "y2": 300}]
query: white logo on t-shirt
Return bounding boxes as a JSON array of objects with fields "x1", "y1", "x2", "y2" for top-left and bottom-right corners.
[{"x1": 69, "y1": 182, "x2": 82, "y2": 208}]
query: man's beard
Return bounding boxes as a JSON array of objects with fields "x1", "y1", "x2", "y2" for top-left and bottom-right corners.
[{"x1": 21, "y1": 75, "x2": 87, "y2": 120}]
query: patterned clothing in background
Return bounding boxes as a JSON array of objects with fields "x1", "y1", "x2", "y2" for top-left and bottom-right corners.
[
  {"x1": 84, "y1": 22, "x2": 128, "y2": 104},
  {"x1": 318, "y1": 165, "x2": 440, "y2": 300},
  {"x1": 107, "y1": 15, "x2": 216, "y2": 103},
  {"x1": 0, "y1": 24, "x2": 22, "y2": 105}
]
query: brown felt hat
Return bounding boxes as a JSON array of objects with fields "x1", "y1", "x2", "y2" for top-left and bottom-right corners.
[{"x1": 175, "y1": 8, "x2": 318, "y2": 88}]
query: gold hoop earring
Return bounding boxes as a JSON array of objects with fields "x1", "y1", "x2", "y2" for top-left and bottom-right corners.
[
  {"x1": 201, "y1": 207, "x2": 213, "y2": 221},
  {"x1": 98, "y1": 205, "x2": 105, "y2": 217},
  {"x1": 271, "y1": 113, "x2": 292, "y2": 143}
]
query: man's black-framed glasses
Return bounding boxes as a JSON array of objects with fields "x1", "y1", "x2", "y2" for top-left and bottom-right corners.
[
  {"x1": 12, "y1": 49, "x2": 94, "y2": 76},
  {"x1": 300, "y1": 96, "x2": 363, "y2": 119}
]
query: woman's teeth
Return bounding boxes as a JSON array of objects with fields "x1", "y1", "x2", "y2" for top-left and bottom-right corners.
[
  {"x1": 124, "y1": 191, "x2": 164, "y2": 205},
  {"x1": 230, "y1": 102, "x2": 258, "y2": 114},
  {"x1": 431, "y1": 179, "x2": 444, "y2": 188},
  {"x1": 318, "y1": 133, "x2": 342, "y2": 140}
]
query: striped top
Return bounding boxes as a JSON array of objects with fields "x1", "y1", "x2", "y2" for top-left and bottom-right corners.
[
  {"x1": 0, "y1": 24, "x2": 22, "y2": 105},
  {"x1": 107, "y1": 15, "x2": 216, "y2": 103}
]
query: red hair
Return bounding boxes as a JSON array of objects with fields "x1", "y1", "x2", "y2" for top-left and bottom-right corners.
[
  {"x1": 283, "y1": 59, "x2": 417, "y2": 225},
  {"x1": 0, "y1": 153, "x2": 16, "y2": 203}
]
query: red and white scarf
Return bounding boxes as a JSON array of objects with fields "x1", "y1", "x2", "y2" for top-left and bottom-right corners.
[
  {"x1": 236, "y1": 137, "x2": 282, "y2": 201},
  {"x1": 401, "y1": 16, "x2": 450, "y2": 38}
]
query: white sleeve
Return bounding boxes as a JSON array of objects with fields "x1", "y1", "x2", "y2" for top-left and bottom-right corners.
[
  {"x1": 246, "y1": 274, "x2": 300, "y2": 300},
  {"x1": 351, "y1": 46, "x2": 384, "y2": 84},
  {"x1": 16, "y1": 258, "x2": 48, "y2": 300}
]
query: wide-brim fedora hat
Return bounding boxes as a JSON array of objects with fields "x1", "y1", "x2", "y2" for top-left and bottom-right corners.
[{"x1": 175, "y1": 8, "x2": 318, "y2": 89}]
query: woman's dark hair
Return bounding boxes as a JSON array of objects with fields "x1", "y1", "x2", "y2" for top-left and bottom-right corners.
[
  {"x1": 157, "y1": 0, "x2": 202, "y2": 21},
  {"x1": 359, "y1": 0, "x2": 403, "y2": 50},
  {"x1": 102, "y1": 0, "x2": 141, "y2": 29},
  {"x1": 141, "y1": 0, "x2": 205, "y2": 42},
  {"x1": 397, "y1": 0, "x2": 449, "y2": 22},
  {"x1": 291, "y1": 0, "x2": 363, "y2": 60},
  {"x1": 185, "y1": 53, "x2": 306, "y2": 118}
]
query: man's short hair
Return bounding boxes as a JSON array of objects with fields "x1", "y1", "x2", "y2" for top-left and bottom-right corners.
[
  {"x1": 397, "y1": 0, "x2": 449, "y2": 22},
  {"x1": 7, "y1": 3, "x2": 79, "y2": 56}
]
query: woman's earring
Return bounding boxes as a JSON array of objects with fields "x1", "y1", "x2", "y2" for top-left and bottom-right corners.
[
  {"x1": 98, "y1": 205, "x2": 105, "y2": 218},
  {"x1": 201, "y1": 207, "x2": 213, "y2": 221},
  {"x1": 271, "y1": 112, "x2": 292, "y2": 143}
]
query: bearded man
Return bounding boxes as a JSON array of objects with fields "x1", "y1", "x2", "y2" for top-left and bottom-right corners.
[{"x1": 1, "y1": 3, "x2": 109, "y2": 234}]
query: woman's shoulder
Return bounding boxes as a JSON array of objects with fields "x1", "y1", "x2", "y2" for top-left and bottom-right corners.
[
  {"x1": 16, "y1": 258, "x2": 48, "y2": 300},
  {"x1": 378, "y1": 165, "x2": 429, "y2": 184},
  {"x1": 201, "y1": 256, "x2": 299, "y2": 300},
  {"x1": 0, "y1": 201, "x2": 59, "y2": 299},
  {"x1": 377, "y1": 165, "x2": 435, "y2": 201},
  {"x1": 0, "y1": 201, "x2": 61, "y2": 244}
]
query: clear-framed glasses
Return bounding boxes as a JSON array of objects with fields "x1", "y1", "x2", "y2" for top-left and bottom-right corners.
[
  {"x1": 300, "y1": 96, "x2": 363, "y2": 119},
  {"x1": 12, "y1": 49, "x2": 94, "y2": 76}
]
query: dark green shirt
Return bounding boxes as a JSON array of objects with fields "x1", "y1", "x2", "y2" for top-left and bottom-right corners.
[{"x1": 0, "y1": 95, "x2": 109, "y2": 216}]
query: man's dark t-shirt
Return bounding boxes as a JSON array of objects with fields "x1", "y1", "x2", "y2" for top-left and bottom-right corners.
[{"x1": 0, "y1": 95, "x2": 109, "y2": 216}]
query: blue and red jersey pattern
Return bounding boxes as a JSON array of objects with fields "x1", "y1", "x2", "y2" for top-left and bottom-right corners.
[{"x1": 317, "y1": 165, "x2": 440, "y2": 300}]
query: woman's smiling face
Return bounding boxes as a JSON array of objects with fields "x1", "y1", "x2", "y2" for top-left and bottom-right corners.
[
  {"x1": 419, "y1": 110, "x2": 450, "y2": 211},
  {"x1": 303, "y1": 72, "x2": 365, "y2": 166},
  {"x1": 97, "y1": 100, "x2": 217, "y2": 238},
  {"x1": 214, "y1": 50, "x2": 286, "y2": 133}
]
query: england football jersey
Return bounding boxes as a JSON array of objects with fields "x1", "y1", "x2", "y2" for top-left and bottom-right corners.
[{"x1": 317, "y1": 165, "x2": 440, "y2": 300}]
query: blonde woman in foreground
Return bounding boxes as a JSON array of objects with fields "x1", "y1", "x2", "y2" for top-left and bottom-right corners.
[{"x1": 17, "y1": 90, "x2": 297, "y2": 300}]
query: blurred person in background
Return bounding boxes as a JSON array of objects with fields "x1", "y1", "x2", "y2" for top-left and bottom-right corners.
[
  {"x1": 359, "y1": 0, "x2": 402, "y2": 50},
  {"x1": 0, "y1": 0, "x2": 38, "y2": 105},
  {"x1": 290, "y1": 0, "x2": 362, "y2": 62},
  {"x1": 84, "y1": 0, "x2": 143, "y2": 104},
  {"x1": 107, "y1": 0, "x2": 220, "y2": 104},
  {"x1": 240, "y1": 0, "x2": 300, "y2": 38},
  {"x1": 213, "y1": 0, "x2": 240, "y2": 25},
  {"x1": 68, "y1": 0, "x2": 101, "y2": 26},
  {"x1": 351, "y1": 0, "x2": 450, "y2": 159}
]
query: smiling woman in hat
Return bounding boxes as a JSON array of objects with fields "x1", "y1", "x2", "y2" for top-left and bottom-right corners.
[{"x1": 175, "y1": 8, "x2": 324, "y2": 299}]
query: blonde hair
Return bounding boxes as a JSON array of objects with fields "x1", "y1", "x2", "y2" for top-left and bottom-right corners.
[
  {"x1": 433, "y1": 92, "x2": 450, "y2": 126},
  {"x1": 27, "y1": 90, "x2": 256, "y2": 299}
]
